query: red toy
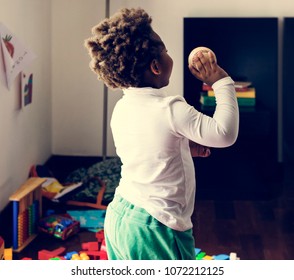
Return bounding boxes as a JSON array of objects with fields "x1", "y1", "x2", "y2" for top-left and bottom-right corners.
[
  {"x1": 82, "y1": 241, "x2": 99, "y2": 251},
  {"x1": 0, "y1": 236, "x2": 4, "y2": 260},
  {"x1": 80, "y1": 230, "x2": 108, "y2": 260},
  {"x1": 96, "y1": 230, "x2": 105, "y2": 243},
  {"x1": 99, "y1": 239, "x2": 108, "y2": 260},
  {"x1": 38, "y1": 246, "x2": 66, "y2": 260}
]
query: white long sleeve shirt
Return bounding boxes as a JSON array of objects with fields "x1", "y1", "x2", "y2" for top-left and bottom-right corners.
[{"x1": 110, "y1": 76, "x2": 239, "y2": 231}]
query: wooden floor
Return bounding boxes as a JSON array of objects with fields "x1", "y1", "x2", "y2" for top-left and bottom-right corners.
[
  {"x1": 192, "y1": 197, "x2": 294, "y2": 259},
  {"x1": 12, "y1": 194, "x2": 294, "y2": 260},
  {"x1": 192, "y1": 164, "x2": 294, "y2": 260},
  {"x1": 1, "y1": 157, "x2": 293, "y2": 260}
]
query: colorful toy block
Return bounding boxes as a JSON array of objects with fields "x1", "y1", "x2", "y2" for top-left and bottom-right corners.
[
  {"x1": 71, "y1": 252, "x2": 90, "y2": 260},
  {"x1": 99, "y1": 239, "x2": 108, "y2": 260},
  {"x1": 4, "y1": 248, "x2": 12, "y2": 260},
  {"x1": 82, "y1": 241, "x2": 99, "y2": 251},
  {"x1": 194, "y1": 248, "x2": 201, "y2": 256},
  {"x1": 213, "y1": 254, "x2": 230, "y2": 260},
  {"x1": 79, "y1": 230, "x2": 107, "y2": 260},
  {"x1": 229, "y1": 252, "x2": 240, "y2": 260},
  {"x1": 38, "y1": 246, "x2": 66, "y2": 260},
  {"x1": 64, "y1": 251, "x2": 79, "y2": 260},
  {"x1": 195, "y1": 248, "x2": 240, "y2": 260},
  {"x1": 0, "y1": 236, "x2": 4, "y2": 260},
  {"x1": 203, "y1": 255, "x2": 213, "y2": 260},
  {"x1": 96, "y1": 230, "x2": 105, "y2": 243},
  {"x1": 196, "y1": 251, "x2": 206, "y2": 260}
]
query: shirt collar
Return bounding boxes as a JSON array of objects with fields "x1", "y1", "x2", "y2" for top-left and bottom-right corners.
[{"x1": 122, "y1": 87, "x2": 166, "y2": 97}]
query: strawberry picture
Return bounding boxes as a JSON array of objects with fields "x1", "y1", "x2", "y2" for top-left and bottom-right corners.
[{"x1": 3, "y1": 34, "x2": 14, "y2": 58}]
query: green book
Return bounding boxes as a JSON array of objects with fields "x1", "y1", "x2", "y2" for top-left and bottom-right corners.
[{"x1": 200, "y1": 96, "x2": 255, "y2": 107}]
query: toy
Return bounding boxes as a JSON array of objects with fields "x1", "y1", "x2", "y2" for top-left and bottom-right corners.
[
  {"x1": 4, "y1": 248, "x2": 12, "y2": 260},
  {"x1": 0, "y1": 237, "x2": 13, "y2": 260},
  {"x1": 84, "y1": 240, "x2": 107, "y2": 260},
  {"x1": 80, "y1": 230, "x2": 108, "y2": 260},
  {"x1": 71, "y1": 252, "x2": 90, "y2": 260},
  {"x1": 203, "y1": 255, "x2": 213, "y2": 260},
  {"x1": 195, "y1": 248, "x2": 240, "y2": 260},
  {"x1": 99, "y1": 239, "x2": 108, "y2": 260},
  {"x1": 36, "y1": 230, "x2": 107, "y2": 261},
  {"x1": 9, "y1": 177, "x2": 46, "y2": 252},
  {"x1": 67, "y1": 209, "x2": 106, "y2": 229},
  {"x1": 194, "y1": 248, "x2": 201, "y2": 256},
  {"x1": 82, "y1": 241, "x2": 99, "y2": 251},
  {"x1": 64, "y1": 251, "x2": 79, "y2": 260},
  {"x1": 38, "y1": 246, "x2": 66, "y2": 260},
  {"x1": 38, "y1": 213, "x2": 80, "y2": 240},
  {"x1": 229, "y1": 252, "x2": 240, "y2": 260},
  {"x1": 196, "y1": 251, "x2": 206, "y2": 260},
  {"x1": 212, "y1": 254, "x2": 230, "y2": 260},
  {"x1": 188, "y1": 46, "x2": 217, "y2": 70},
  {"x1": 0, "y1": 236, "x2": 4, "y2": 260}
]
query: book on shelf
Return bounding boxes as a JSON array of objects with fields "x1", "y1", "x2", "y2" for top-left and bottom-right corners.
[
  {"x1": 200, "y1": 95, "x2": 256, "y2": 107},
  {"x1": 234, "y1": 81, "x2": 252, "y2": 89},
  {"x1": 202, "y1": 81, "x2": 253, "y2": 92},
  {"x1": 207, "y1": 88, "x2": 256, "y2": 98},
  {"x1": 200, "y1": 104, "x2": 256, "y2": 112},
  {"x1": 201, "y1": 79, "x2": 256, "y2": 107}
]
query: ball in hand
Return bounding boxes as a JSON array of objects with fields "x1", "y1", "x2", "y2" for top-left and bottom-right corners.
[{"x1": 188, "y1": 46, "x2": 217, "y2": 70}]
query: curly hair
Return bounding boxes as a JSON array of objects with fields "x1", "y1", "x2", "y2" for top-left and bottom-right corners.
[{"x1": 84, "y1": 8, "x2": 163, "y2": 89}]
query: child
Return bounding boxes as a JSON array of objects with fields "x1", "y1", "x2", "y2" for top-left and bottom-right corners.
[{"x1": 84, "y1": 7, "x2": 239, "y2": 260}]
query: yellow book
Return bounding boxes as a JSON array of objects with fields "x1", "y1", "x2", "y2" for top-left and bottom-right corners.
[{"x1": 207, "y1": 88, "x2": 256, "y2": 98}]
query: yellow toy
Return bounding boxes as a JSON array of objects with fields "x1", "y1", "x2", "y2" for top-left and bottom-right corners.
[
  {"x1": 71, "y1": 252, "x2": 90, "y2": 260},
  {"x1": 0, "y1": 237, "x2": 12, "y2": 260},
  {"x1": 4, "y1": 248, "x2": 12, "y2": 260}
]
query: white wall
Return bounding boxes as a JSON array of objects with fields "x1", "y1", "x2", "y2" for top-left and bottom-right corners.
[
  {"x1": 52, "y1": 0, "x2": 294, "y2": 158},
  {"x1": 0, "y1": 0, "x2": 52, "y2": 211},
  {"x1": 51, "y1": 0, "x2": 106, "y2": 156}
]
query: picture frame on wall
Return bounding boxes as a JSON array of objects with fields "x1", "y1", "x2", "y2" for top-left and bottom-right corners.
[{"x1": 21, "y1": 70, "x2": 33, "y2": 107}]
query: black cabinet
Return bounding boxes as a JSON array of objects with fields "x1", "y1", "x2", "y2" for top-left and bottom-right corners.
[
  {"x1": 184, "y1": 18, "x2": 282, "y2": 199},
  {"x1": 283, "y1": 18, "x2": 294, "y2": 163}
]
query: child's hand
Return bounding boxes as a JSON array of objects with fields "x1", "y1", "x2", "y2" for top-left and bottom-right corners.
[
  {"x1": 189, "y1": 141, "x2": 211, "y2": 157},
  {"x1": 188, "y1": 51, "x2": 228, "y2": 86}
]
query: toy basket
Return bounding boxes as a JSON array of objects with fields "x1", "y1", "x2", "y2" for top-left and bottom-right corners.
[{"x1": 38, "y1": 213, "x2": 80, "y2": 240}]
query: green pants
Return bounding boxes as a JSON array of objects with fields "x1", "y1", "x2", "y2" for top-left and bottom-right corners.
[{"x1": 104, "y1": 194, "x2": 195, "y2": 260}]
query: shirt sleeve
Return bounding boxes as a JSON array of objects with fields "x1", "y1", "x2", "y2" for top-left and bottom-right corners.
[{"x1": 169, "y1": 76, "x2": 239, "y2": 148}]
